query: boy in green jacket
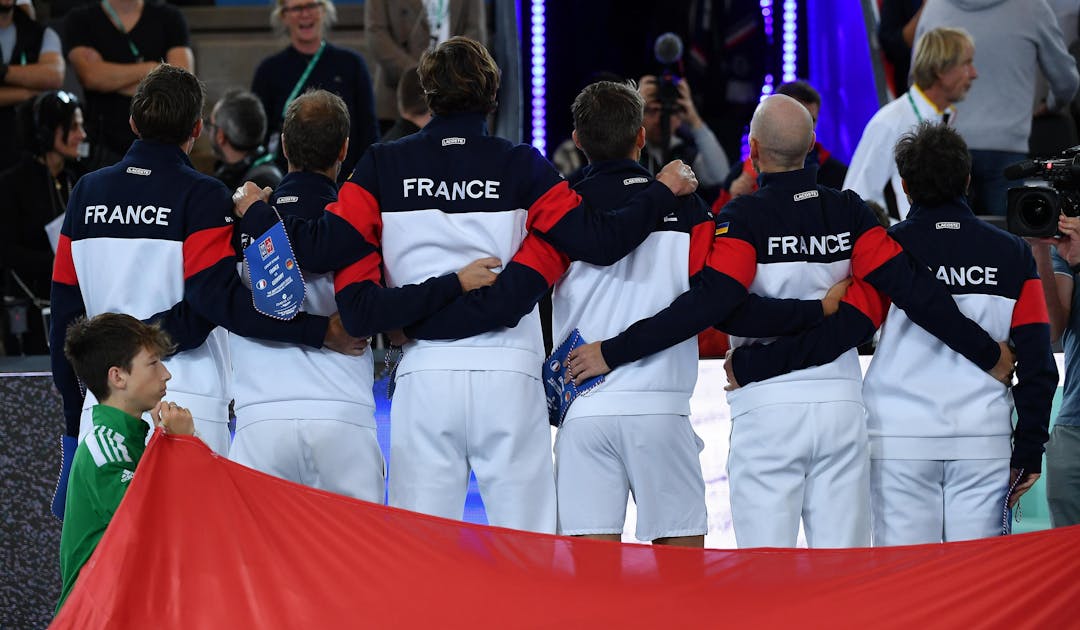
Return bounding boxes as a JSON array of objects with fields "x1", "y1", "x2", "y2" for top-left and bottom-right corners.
[{"x1": 56, "y1": 313, "x2": 195, "y2": 611}]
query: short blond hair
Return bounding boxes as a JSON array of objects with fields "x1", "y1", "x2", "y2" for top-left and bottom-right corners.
[
  {"x1": 911, "y1": 27, "x2": 974, "y2": 90},
  {"x1": 270, "y1": 0, "x2": 337, "y2": 35}
]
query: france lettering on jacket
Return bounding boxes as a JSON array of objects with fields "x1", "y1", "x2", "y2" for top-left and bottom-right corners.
[
  {"x1": 934, "y1": 265, "x2": 997, "y2": 286},
  {"x1": 401, "y1": 177, "x2": 501, "y2": 200},
  {"x1": 84, "y1": 204, "x2": 172, "y2": 225},
  {"x1": 766, "y1": 232, "x2": 852, "y2": 256}
]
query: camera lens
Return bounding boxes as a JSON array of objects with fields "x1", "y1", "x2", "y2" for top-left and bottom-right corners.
[{"x1": 1018, "y1": 194, "x2": 1055, "y2": 230}]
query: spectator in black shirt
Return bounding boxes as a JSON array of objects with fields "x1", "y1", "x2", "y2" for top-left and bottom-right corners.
[{"x1": 64, "y1": 0, "x2": 192, "y2": 170}]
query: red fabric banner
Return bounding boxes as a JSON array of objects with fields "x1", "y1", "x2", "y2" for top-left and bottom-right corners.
[{"x1": 53, "y1": 432, "x2": 1080, "y2": 628}]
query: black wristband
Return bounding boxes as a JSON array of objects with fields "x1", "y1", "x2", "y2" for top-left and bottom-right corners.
[{"x1": 0, "y1": 62, "x2": 8, "y2": 84}]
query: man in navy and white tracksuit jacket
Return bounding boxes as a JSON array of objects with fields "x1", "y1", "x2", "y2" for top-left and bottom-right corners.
[
  {"x1": 228, "y1": 90, "x2": 393, "y2": 502},
  {"x1": 567, "y1": 96, "x2": 1012, "y2": 549},
  {"x1": 234, "y1": 38, "x2": 700, "y2": 533},
  {"x1": 732, "y1": 122, "x2": 1056, "y2": 544},
  {"x1": 48, "y1": 66, "x2": 345, "y2": 518}
]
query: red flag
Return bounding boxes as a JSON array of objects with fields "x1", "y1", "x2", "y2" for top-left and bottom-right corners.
[{"x1": 53, "y1": 432, "x2": 1080, "y2": 628}]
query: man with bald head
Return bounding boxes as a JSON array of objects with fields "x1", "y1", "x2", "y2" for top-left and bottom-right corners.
[{"x1": 568, "y1": 94, "x2": 1013, "y2": 548}]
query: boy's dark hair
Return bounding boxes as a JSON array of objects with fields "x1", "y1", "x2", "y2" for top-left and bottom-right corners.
[
  {"x1": 64, "y1": 313, "x2": 176, "y2": 401},
  {"x1": 418, "y1": 36, "x2": 500, "y2": 116},
  {"x1": 214, "y1": 89, "x2": 268, "y2": 152},
  {"x1": 131, "y1": 64, "x2": 205, "y2": 145},
  {"x1": 282, "y1": 89, "x2": 350, "y2": 172},
  {"x1": 397, "y1": 66, "x2": 429, "y2": 118},
  {"x1": 776, "y1": 80, "x2": 821, "y2": 108},
  {"x1": 572, "y1": 81, "x2": 644, "y2": 163},
  {"x1": 894, "y1": 121, "x2": 971, "y2": 207}
]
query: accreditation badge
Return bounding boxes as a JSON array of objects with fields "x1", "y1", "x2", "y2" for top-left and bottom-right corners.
[
  {"x1": 243, "y1": 221, "x2": 305, "y2": 320},
  {"x1": 542, "y1": 328, "x2": 605, "y2": 427}
]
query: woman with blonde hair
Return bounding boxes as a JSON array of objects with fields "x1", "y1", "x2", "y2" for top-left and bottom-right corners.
[{"x1": 251, "y1": 0, "x2": 378, "y2": 182}]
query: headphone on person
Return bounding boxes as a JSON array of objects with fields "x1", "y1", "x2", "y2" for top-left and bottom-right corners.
[{"x1": 27, "y1": 90, "x2": 80, "y2": 156}]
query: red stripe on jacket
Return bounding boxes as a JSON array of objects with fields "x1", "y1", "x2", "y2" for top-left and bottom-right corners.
[
  {"x1": 511, "y1": 234, "x2": 570, "y2": 287},
  {"x1": 689, "y1": 220, "x2": 714, "y2": 276},
  {"x1": 526, "y1": 181, "x2": 583, "y2": 233},
  {"x1": 705, "y1": 237, "x2": 757, "y2": 289},
  {"x1": 330, "y1": 183, "x2": 383, "y2": 247},
  {"x1": 851, "y1": 226, "x2": 903, "y2": 279},
  {"x1": 183, "y1": 226, "x2": 235, "y2": 280},
  {"x1": 333, "y1": 252, "x2": 383, "y2": 293},
  {"x1": 53, "y1": 234, "x2": 78, "y2": 285},
  {"x1": 1012, "y1": 278, "x2": 1051, "y2": 328},
  {"x1": 841, "y1": 278, "x2": 890, "y2": 328}
]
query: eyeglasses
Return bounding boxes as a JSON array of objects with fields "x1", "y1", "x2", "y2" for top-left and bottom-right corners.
[{"x1": 281, "y1": 1, "x2": 323, "y2": 15}]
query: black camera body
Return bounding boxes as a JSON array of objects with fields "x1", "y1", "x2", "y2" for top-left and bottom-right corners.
[
  {"x1": 1005, "y1": 151, "x2": 1080, "y2": 238},
  {"x1": 656, "y1": 70, "x2": 681, "y2": 113}
]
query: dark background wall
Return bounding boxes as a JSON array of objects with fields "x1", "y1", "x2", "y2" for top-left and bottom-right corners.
[{"x1": 0, "y1": 365, "x2": 66, "y2": 629}]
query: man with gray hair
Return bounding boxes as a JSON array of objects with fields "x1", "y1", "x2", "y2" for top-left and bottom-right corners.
[
  {"x1": 844, "y1": 27, "x2": 978, "y2": 222},
  {"x1": 569, "y1": 94, "x2": 1014, "y2": 548},
  {"x1": 209, "y1": 89, "x2": 282, "y2": 192}
]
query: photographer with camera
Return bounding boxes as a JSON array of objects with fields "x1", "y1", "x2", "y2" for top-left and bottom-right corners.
[
  {"x1": 638, "y1": 74, "x2": 729, "y2": 189},
  {"x1": 1033, "y1": 212, "x2": 1080, "y2": 527}
]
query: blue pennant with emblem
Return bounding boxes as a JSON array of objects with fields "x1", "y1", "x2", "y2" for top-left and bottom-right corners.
[
  {"x1": 542, "y1": 329, "x2": 605, "y2": 427},
  {"x1": 244, "y1": 221, "x2": 305, "y2": 320}
]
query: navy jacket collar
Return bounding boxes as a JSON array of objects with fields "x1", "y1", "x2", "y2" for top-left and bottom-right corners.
[
  {"x1": 279, "y1": 170, "x2": 337, "y2": 194},
  {"x1": 421, "y1": 112, "x2": 488, "y2": 138},
  {"x1": 759, "y1": 165, "x2": 819, "y2": 190},
  {"x1": 906, "y1": 197, "x2": 974, "y2": 221},
  {"x1": 123, "y1": 140, "x2": 194, "y2": 169},
  {"x1": 581, "y1": 159, "x2": 653, "y2": 180}
]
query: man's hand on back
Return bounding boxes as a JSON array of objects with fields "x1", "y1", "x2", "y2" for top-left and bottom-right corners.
[
  {"x1": 456, "y1": 257, "x2": 501, "y2": 292},
  {"x1": 323, "y1": 313, "x2": 369, "y2": 356}
]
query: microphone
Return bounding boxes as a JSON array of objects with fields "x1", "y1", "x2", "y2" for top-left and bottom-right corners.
[
  {"x1": 1003, "y1": 159, "x2": 1042, "y2": 180},
  {"x1": 654, "y1": 32, "x2": 684, "y2": 65}
]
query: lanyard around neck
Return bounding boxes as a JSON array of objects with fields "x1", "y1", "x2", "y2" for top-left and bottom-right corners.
[
  {"x1": 101, "y1": 0, "x2": 142, "y2": 60},
  {"x1": 282, "y1": 41, "x2": 326, "y2": 118},
  {"x1": 906, "y1": 90, "x2": 924, "y2": 124}
]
